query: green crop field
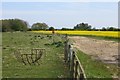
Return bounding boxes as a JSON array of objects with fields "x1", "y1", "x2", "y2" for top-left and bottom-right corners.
[{"x1": 2, "y1": 32, "x2": 70, "y2": 78}]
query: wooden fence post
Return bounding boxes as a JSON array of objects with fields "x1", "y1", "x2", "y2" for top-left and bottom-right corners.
[
  {"x1": 64, "y1": 34, "x2": 68, "y2": 62},
  {"x1": 80, "y1": 72, "x2": 84, "y2": 80},
  {"x1": 71, "y1": 51, "x2": 75, "y2": 78},
  {"x1": 75, "y1": 61, "x2": 79, "y2": 80},
  {"x1": 68, "y1": 44, "x2": 71, "y2": 69},
  {"x1": 64, "y1": 41, "x2": 67, "y2": 62},
  {"x1": 65, "y1": 34, "x2": 68, "y2": 39}
]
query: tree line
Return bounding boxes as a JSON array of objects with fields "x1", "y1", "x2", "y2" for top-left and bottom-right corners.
[
  {"x1": 1, "y1": 19, "x2": 28, "y2": 32},
  {"x1": 1, "y1": 18, "x2": 120, "y2": 32},
  {"x1": 62, "y1": 23, "x2": 120, "y2": 31}
]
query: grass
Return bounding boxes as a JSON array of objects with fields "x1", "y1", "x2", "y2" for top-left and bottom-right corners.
[
  {"x1": 2, "y1": 31, "x2": 119, "y2": 79},
  {"x1": 2, "y1": 32, "x2": 70, "y2": 78},
  {"x1": 76, "y1": 50, "x2": 119, "y2": 78}
]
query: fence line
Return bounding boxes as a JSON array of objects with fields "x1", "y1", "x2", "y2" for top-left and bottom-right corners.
[{"x1": 64, "y1": 34, "x2": 86, "y2": 80}]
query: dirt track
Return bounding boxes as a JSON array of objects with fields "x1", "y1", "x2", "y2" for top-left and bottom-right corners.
[{"x1": 69, "y1": 36, "x2": 119, "y2": 64}]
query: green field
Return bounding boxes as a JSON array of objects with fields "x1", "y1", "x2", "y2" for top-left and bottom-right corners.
[
  {"x1": 2, "y1": 32, "x2": 70, "y2": 78},
  {"x1": 2, "y1": 32, "x2": 119, "y2": 79},
  {"x1": 76, "y1": 50, "x2": 119, "y2": 78}
]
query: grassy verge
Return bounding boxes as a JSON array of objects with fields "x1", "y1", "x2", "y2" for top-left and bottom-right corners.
[
  {"x1": 76, "y1": 50, "x2": 119, "y2": 78},
  {"x1": 2, "y1": 32, "x2": 70, "y2": 78}
]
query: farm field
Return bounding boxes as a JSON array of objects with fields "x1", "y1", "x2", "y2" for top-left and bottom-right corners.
[
  {"x1": 32, "y1": 31, "x2": 120, "y2": 38},
  {"x1": 2, "y1": 31, "x2": 120, "y2": 79},
  {"x1": 2, "y1": 1, "x2": 119, "y2": 79},
  {"x1": 2, "y1": 32, "x2": 70, "y2": 78},
  {"x1": 69, "y1": 36, "x2": 120, "y2": 78}
]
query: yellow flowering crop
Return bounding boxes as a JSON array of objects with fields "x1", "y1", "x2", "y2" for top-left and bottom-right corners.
[{"x1": 32, "y1": 31, "x2": 120, "y2": 38}]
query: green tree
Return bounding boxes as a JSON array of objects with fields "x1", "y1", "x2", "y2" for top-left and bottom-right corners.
[
  {"x1": 92, "y1": 27, "x2": 96, "y2": 31},
  {"x1": 61, "y1": 28, "x2": 73, "y2": 31},
  {"x1": 107, "y1": 27, "x2": 115, "y2": 31},
  {"x1": 31, "y1": 23, "x2": 49, "y2": 30},
  {"x1": 101, "y1": 27, "x2": 106, "y2": 31},
  {"x1": 74, "y1": 23, "x2": 92, "y2": 30},
  {"x1": 2, "y1": 19, "x2": 12, "y2": 32},
  {"x1": 1, "y1": 19, "x2": 28, "y2": 32},
  {"x1": 49, "y1": 27, "x2": 54, "y2": 31}
]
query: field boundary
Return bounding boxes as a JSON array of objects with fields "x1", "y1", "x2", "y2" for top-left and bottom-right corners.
[{"x1": 64, "y1": 34, "x2": 87, "y2": 80}]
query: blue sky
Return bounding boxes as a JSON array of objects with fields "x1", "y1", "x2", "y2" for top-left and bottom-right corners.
[{"x1": 2, "y1": 2, "x2": 118, "y2": 29}]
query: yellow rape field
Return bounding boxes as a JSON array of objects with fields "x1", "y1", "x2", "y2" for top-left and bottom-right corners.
[{"x1": 32, "y1": 31, "x2": 120, "y2": 38}]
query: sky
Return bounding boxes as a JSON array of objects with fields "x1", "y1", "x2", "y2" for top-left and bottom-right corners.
[
  {"x1": 1, "y1": 2, "x2": 118, "y2": 29},
  {"x1": 1, "y1": 0, "x2": 119, "y2": 2}
]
